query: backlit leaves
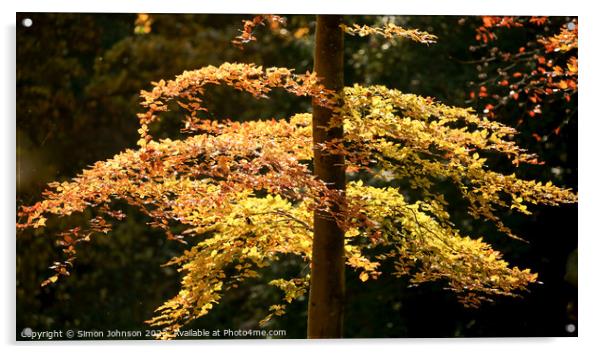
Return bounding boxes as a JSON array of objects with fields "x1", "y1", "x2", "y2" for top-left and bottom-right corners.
[
  {"x1": 134, "y1": 13, "x2": 153, "y2": 35},
  {"x1": 539, "y1": 22, "x2": 578, "y2": 53},
  {"x1": 467, "y1": 16, "x2": 577, "y2": 130},
  {"x1": 341, "y1": 23, "x2": 437, "y2": 44},
  {"x1": 347, "y1": 182, "x2": 538, "y2": 308},
  {"x1": 137, "y1": 62, "x2": 335, "y2": 146},
  {"x1": 232, "y1": 15, "x2": 287, "y2": 49},
  {"x1": 17, "y1": 61, "x2": 576, "y2": 339}
]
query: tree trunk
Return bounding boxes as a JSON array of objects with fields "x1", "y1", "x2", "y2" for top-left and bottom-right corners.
[{"x1": 307, "y1": 15, "x2": 346, "y2": 339}]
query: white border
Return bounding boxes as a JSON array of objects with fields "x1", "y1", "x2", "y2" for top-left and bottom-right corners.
[
  {"x1": 2, "y1": 1, "x2": 600, "y2": 353},
  {"x1": 5, "y1": 0, "x2": 583, "y2": 16}
]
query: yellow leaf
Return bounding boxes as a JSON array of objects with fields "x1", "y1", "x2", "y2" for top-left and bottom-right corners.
[
  {"x1": 42, "y1": 275, "x2": 59, "y2": 287},
  {"x1": 359, "y1": 272, "x2": 369, "y2": 282},
  {"x1": 33, "y1": 217, "x2": 47, "y2": 228}
]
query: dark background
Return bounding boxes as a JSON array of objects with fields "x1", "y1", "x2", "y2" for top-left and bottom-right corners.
[{"x1": 16, "y1": 13, "x2": 577, "y2": 339}]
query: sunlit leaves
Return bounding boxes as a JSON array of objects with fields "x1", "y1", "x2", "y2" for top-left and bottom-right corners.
[
  {"x1": 40, "y1": 275, "x2": 59, "y2": 287},
  {"x1": 475, "y1": 16, "x2": 524, "y2": 43},
  {"x1": 341, "y1": 23, "x2": 437, "y2": 44},
  {"x1": 539, "y1": 22, "x2": 578, "y2": 53},
  {"x1": 137, "y1": 62, "x2": 335, "y2": 146},
  {"x1": 134, "y1": 13, "x2": 153, "y2": 35},
  {"x1": 17, "y1": 62, "x2": 576, "y2": 339},
  {"x1": 467, "y1": 16, "x2": 577, "y2": 130},
  {"x1": 232, "y1": 15, "x2": 287, "y2": 49},
  {"x1": 347, "y1": 182, "x2": 539, "y2": 307},
  {"x1": 337, "y1": 84, "x2": 576, "y2": 239}
]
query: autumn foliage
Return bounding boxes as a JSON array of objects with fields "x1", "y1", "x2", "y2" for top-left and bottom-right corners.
[
  {"x1": 17, "y1": 18, "x2": 577, "y2": 339},
  {"x1": 468, "y1": 16, "x2": 578, "y2": 128},
  {"x1": 231, "y1": 15, "x2": 287, "y2": 48}
]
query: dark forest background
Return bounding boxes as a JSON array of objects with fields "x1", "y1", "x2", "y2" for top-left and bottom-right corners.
[{"x1": 16, "y1": 13, "x2": 577, "y2": 339}]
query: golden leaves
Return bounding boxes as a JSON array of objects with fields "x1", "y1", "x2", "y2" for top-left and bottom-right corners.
[
  {"x1": 341, "y1": 23, "x2": 437, "y2": 44},
  {"x1": 32, "y1": 216, "x2": 46, "y2": 228},
  {"x1": 134, "y1": 13, "x2": 153, "y2": 35},
  {"x1": 259, "y1": 304, "x2": 287, "y2": 327},
  {"x1": 17, "y1": 60, "x2": 577, "y2": 338},
  {"x1": 346, "y1": 182, "x2": 539, "y2": 307},
  {"x1": 567, "y1": 57, "x2": 578, "y2": 74},
  {"x1": 232, "y1": 15, "x2": 287, "y2": 49},
  {"x1": 539, "y1": 21, "x2": 578, "y2": 53},
  {"x1": 269, "y1": 278, "x2": 308, "y2": 304},
  {"x1": 41, "y1": 275, "x2": 59, "y2": 287},
  {"x1": 145, "y1": 193, "x2": 314, "y2": 337},
  {"x1": 336, "y1": 84, "x2": 576, "y2": 240}
]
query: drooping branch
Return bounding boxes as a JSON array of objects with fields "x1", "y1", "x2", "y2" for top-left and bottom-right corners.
[
  {"x1": 137, "y1": 62, "x2": 336, "y2": 146},
  {"x1": 341, "y1": 22, "x2": 437, "y2": 44},
  {"x1": 17, "y1": 66, "x2": 576, "y2": 339}
]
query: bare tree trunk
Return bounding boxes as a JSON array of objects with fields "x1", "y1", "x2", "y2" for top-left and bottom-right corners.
[{"x1": 307, "y1": 15, "x2": 346, "y2": 339}]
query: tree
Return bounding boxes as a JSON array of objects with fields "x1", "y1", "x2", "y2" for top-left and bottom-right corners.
[
  {"x1": 307, "y1": 15, "x2": 346, "y2": 338},
  {"x1": 16, "y1": 15, "x2": 577, "y2": 340}
]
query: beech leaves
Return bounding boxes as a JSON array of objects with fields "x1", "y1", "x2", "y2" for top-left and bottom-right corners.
[{"x1": 17, "y1": 61, "x2": 576, "y2": 339}]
